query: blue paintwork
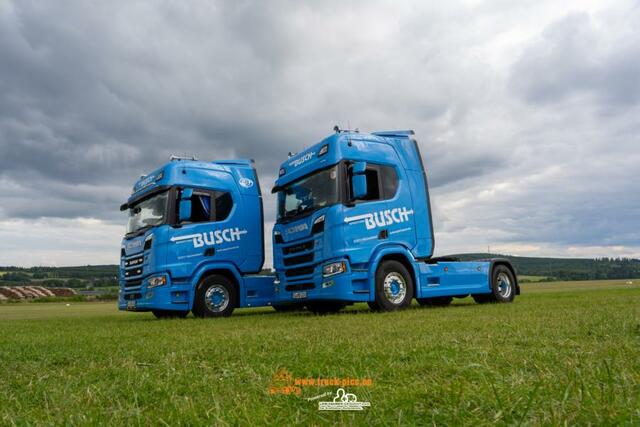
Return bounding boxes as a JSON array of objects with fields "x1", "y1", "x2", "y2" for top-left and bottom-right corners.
[
  {"x1": 272, "y1": 131, "x2": 510, "y2": 304},
  {"x1": 118, "y1": 159, "x2": 277, "y2": 312}
]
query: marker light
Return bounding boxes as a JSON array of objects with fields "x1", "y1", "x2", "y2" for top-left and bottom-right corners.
[{"x1": 318, "y1": 144, "x2": 329, "y2": 156}]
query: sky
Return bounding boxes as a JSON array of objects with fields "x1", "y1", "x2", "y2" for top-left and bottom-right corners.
[{"x1": 0, "y1": 0, "x2": 639, "y2": 267}]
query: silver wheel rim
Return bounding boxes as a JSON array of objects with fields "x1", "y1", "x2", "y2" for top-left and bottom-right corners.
[
  {"x1": 496, "y1": 272, "x2": 512, "y2": 299},
  {"x1": 383, "y1": 272, "x2": 407, "y2": 305},
  {"x1": 205, "y1": 284, "x2": 229, "y2": 312}
]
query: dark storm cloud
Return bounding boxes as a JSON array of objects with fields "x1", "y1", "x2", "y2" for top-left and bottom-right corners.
[
  {"x1": 1, "y1": 0, "x2": 639, "y2": 266},
  {"x1": 0, "y1": 0, "x2": 467, "y2": 221}
]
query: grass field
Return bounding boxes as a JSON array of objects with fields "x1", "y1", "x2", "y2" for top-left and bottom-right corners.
[{"x1": 1, "y1": 279, "x2": 639, "y2": 425}]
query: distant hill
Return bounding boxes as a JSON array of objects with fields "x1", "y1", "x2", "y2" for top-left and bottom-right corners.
[
  {"x1": 0, "y1": 265, "x2": 118, "y2": 288},
  {"x1": 1, "y1": 255, "x2": 639, "y2": 286}
]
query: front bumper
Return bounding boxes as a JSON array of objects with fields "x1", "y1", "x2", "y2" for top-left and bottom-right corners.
[
  {"x1": 275, "y1": 259, "x2": 371, "y2": 303},
  {"x1": 118, "y1": 274, "x2": 192, "y2": 312}
]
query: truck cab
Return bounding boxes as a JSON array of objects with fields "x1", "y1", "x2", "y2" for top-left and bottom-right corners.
[
  {"x1": 271, "y1": 129, "x2": 518, "y2": 312},
  {"x1": 118, "y1": 157, "x2": 276, "y2": 318}
]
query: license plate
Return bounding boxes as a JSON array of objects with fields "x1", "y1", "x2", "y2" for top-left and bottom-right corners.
[
  {"x1": 126, "y1": 300, "x2": 137, "y2": 310},
  {"x1": 292, "y1": 291, "x2": 307, "y2": 299}
]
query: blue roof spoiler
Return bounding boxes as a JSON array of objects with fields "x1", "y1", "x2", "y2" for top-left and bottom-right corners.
[
  {"x1": 213, "y1": 159, "x2": 254, "y2": 166},
  {"x1": 371, "y1": 130, "x2": 415, "y2": 137}
]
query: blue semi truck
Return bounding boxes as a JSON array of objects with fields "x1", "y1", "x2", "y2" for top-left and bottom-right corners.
[
  {"x1": 118, "y1": 157, "x2": 277, "y2": 318},
  {"x1": 271, "y1": 129, "x2": 518, "y2": 313},
  {"x1": 119, "y1": 129, "x2": 518, "y2": 318}
]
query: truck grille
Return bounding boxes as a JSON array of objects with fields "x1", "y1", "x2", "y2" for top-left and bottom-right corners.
[
  {"x1": 283, "y1": 240, "x2": 314, "y2": 255},
  {"x1": 284, "y1": 266, "x2": 314, "y2": 278},
  {"x1": 283, "y1": 253, "x2": 314, "y2": 266},
  {"x1": 285, "y1": 283, "x2": 315, "y2": 291},
  {"x1": 124, "y1": 279, "x2": 142, "y2": 288},
  {"x1": 123, "y1": 254, "x2": 145, "y2": 288},
  {"x1": 280, "y1": 237, "x2": 317, "y2": 280},
  {"x1": 124, "y1": 268, "x2": 143, "y2": 278},
  {"x1": 124, "y1": 255, "x2": 144, "y2": 268}
]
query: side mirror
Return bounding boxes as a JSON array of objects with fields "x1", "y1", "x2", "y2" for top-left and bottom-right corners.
[
  {"x1": 178, "y1": 188, "x2": 193, "y2": 222},
  {"x1": 351, "y1": 162, "x2": 367, "y2": 200}
]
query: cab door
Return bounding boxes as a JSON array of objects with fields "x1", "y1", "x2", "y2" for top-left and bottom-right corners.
[
  {"x1": 169, "y1": 188, "x2": 243, "y2": 278},
  {"x1": 342, "y1": 163, "x2": 390, "y2": 265}
]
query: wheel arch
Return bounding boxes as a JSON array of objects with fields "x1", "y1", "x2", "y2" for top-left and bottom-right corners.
[
  {"x1": 190, "y1": 263, "x2": 243, "y2": 308},
  {"x1": 489, "y1": 258, "x2": 519, "y2": 295},
  {"x1": 368, "y1": 245, "x2": 418, "y2": 298}
]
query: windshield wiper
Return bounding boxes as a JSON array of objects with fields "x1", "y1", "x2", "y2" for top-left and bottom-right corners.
[
  {"x1": 125, "y1": 225, "x2": 153, "y2": 238},
  {"x1": 279, "y1": 205, "x2": 319, "y2": 223}
]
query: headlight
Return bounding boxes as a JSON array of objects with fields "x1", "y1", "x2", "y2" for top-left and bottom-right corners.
[
  {"x1": 147, "y1": 275, "x2": 167, "y2": 288},
  {"x1": 322, "y1": 261, "x2": 346, "y2": 277}
]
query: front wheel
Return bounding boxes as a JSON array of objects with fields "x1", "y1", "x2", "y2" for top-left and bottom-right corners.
[
  {"x1": 368, "y1": 260, "x2": 414, "y2": 311},
  {"x1": 192, "y1": 275, "x2": 238, "y2": 318}
]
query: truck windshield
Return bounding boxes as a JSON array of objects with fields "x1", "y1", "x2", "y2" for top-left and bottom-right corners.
[
  {"x1": 277, "y1": 165, "x2": 339, "y2": 221},
  {"x1": 126, "y1": 191, "x2": 169, "y2": 235}
]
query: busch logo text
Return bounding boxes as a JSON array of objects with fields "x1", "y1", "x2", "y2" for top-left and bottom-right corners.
[
  {"x1": 170, "y1": 228, "x2": 248, "y2": 248},
  {"x1": 288, "y1": 152, "x2": 315, "y2": 168},
  {"x1": 345, "y1": 207, "x2": 414, "y2": 230}
]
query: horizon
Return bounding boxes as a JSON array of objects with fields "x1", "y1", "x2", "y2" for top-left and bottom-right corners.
[{"x1": 3, "y1": 252, "x2": 640, "y2": 269}]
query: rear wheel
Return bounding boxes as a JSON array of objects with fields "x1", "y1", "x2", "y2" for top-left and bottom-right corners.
[
  {"x1": 306, "y1": 301, "x2": 346, "y2": 315},
  {"x1": 152, "y1": 309, "x2": 189, "y2": 319},
  {"x1": 417, "y1": 296, "x2": 453, "y2": 307},
  {"x1": 473, "y1": 265, "x2": 516, "y2": 304},
  {"x1": 368, "y1": 260, "x2": 414, "y2": 311},
  {"x1": 192, "y1": 274, "x2": 237, "y2": 318}
]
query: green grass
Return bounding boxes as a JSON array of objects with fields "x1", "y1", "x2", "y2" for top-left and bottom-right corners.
[{"x1": 1, "y1": 280, "x2": 639, "y2": 425}]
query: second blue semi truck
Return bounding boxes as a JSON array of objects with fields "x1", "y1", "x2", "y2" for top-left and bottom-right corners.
[{"x1": 119, "y1": 129, "x2": 518, "y2": 317}]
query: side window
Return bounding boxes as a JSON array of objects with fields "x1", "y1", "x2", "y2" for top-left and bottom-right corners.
[
  {"x1": 177, "y1": 189, "x2": 233, "y2": 223},
  {"x1": 380, "y1": 165, "x2": 398, "y2": 199},
  {"x1": 362, "y1": 168, "x2": 381, "y2": 201},
  {"x1": 214, "y1": 191, "x2": 233, "y2": 221},
  {"x1": 187, "y1": 192, "x2": 212, "y2": 223}
]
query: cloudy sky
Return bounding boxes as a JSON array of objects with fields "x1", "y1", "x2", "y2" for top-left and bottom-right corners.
[{"x1": 0, "y1": 0, "x2": 639, "y2": 267}]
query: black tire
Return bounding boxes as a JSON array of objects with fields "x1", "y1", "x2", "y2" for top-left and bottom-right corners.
[
  {"x1": 368, "y1": 260, "x2": 414, "y2": 311},
  {"x1": 306, "y1": 301, "x2": 346, "y2": 315},
  {"x1": 474, "y1": 265, "x2": 516, "y2": 304},
  {"x1": 272, "y1": 303, "x2": 305, "y2": 312},
  {"x1": 192, "y1": 274, "x2": 238, "y2": 318},
  {"x1": 417, "y1": 296, "x2": 453, "y2": 307},
  {"x1": 152, "y1": 309, "x2": 189, "y2": 319}
]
